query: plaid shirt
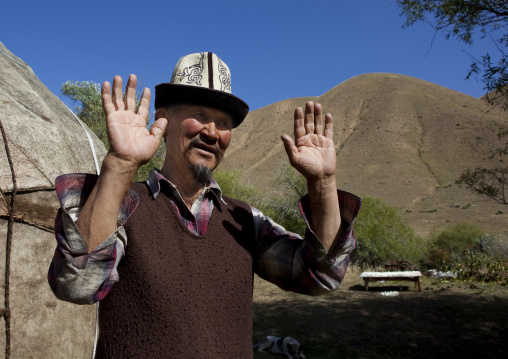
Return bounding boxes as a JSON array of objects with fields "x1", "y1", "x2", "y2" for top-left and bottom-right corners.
[{"x1": 48, "y1": 169, "x2": 361, "y2": 304}]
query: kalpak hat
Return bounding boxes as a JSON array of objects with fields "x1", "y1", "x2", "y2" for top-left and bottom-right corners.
[{"x1": 155, "y1": 52, "x2": 249, "y2": 128}]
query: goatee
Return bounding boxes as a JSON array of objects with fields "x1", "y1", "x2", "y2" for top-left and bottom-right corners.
[{"x1": 190, "y1": 164, "x2": 212, "y2": 185}]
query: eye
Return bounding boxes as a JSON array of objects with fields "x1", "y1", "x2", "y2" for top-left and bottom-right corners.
[
  {"x1": 216, "y1": 119, "x2": 232, "y2": 131},
  {"x1": 194, "y1": 112, "x2": 206, "y2": 121}
]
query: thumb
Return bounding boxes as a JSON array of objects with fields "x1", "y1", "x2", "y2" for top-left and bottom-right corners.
[
  {"x1": 151, "y1": 117, "x2": 168, "y2": 145},
  {"x1": 281, "y1": 134, "x2": 298, "y2": 162}
]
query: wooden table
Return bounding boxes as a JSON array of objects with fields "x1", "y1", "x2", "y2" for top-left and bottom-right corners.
[{"x1": 360, "y1": 271, "x2": 422, "y2": 292}]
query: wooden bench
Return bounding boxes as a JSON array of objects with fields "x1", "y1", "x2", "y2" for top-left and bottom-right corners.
[{"x1": 360, "y1": 271, "x2": 422, "y2": 292}]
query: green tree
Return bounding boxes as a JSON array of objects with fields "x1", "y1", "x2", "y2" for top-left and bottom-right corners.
[
  {"x1": 352, "y1": 197, "x2": 425, "y2": 266},
  {"x1": 397, "y1": 0, "x2": 508, "y2": 102},
  {"x1": 62, "y1": 81, "x2": 108, "y2": 146},
  {"x1": 61, "y1": 80, "x2": 165, "y2": 181}
]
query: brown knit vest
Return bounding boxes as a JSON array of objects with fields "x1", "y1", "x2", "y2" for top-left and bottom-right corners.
[{"x1": 95, "y1": 182, "x2": 256, "y2": 358}]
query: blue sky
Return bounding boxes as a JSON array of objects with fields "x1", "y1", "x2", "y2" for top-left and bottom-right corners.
[{"x1": 1, "y1": 0, "x2": 500, "y2": 112}]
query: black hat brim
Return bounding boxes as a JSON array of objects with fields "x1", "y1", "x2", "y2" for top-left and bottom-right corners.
[{"x1": 155, "y1": 83, "x2": 249, "y2": 128}]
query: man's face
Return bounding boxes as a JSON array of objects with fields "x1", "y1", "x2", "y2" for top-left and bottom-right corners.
[{"x1": 163, "y1": 104, "x2": 233, "y2": 179}]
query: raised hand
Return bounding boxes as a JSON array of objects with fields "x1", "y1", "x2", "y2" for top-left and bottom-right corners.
[
  {"x1": 281, "y1": 101, "x2": 336, "y2": 182},
  {"x1": 77, "y1": 75, "x2": 168, "y2": 252},
  {"x1": 102, "y1": 74, "x2": 167, "y2": 171},
  {"x1": 281, "y1": 101, "x2": 341, "y2": 249}
]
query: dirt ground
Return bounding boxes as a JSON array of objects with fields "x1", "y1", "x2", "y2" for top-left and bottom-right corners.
[{"x1": 252, "y1": 266, "x2": 508, "y2": 359}]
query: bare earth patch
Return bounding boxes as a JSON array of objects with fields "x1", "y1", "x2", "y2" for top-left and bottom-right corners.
[{"x1": 252, "y1": 266, "x2": 508, "y2": 359}]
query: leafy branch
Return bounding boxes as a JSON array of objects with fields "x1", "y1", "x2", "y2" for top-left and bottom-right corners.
[{"x1": 398, "y1": 0, "x2": 508, "y2": 103}]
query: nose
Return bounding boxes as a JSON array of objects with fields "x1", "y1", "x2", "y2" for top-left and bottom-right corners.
[{"x1": 201, "y1": 122, "x2": 219, "y2": 141}]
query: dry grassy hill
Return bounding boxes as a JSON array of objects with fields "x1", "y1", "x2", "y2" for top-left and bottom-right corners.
[{"x1": 222, "y1": 73, "x2": 508, "y2": 244}]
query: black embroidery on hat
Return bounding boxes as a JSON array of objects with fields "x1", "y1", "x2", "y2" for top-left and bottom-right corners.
[
  {"x1": 177, "y1": 52, "x2": 205, "y2": 86},
  {"x1": 218, "y1": 58, "x2": 231, "y2": 92},
  {"x1": 207, "y1": 52, "x2": 214, "y2": 89}
]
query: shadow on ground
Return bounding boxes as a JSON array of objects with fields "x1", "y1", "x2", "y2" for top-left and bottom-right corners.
[{"x1": 253, "y1": 285, "x2": 508, "y2": 359}]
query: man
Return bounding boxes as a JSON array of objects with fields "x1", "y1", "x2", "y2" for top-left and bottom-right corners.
[{"x1": 48, "y1": 52, "x2": 361, "y2": 358}]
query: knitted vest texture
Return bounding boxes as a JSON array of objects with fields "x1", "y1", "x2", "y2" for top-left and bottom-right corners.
[{"x1": 95, "y1": 182, "x2": 256, "y2": 358}]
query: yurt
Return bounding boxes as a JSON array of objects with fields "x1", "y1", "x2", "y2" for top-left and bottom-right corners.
[{"x1": 0, "y1": 41, "x2": 106, "y2": 358}]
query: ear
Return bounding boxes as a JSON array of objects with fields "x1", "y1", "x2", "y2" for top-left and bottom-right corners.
[{"x1": 155, "y1": 108, "x2": 169, "y2": 120}]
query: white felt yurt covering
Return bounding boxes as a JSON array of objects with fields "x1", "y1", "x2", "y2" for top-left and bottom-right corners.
[{"x1": 0, "y1": 41, "x2": 107, "y2": 358}]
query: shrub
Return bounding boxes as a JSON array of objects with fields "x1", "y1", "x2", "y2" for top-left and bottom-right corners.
[
  {"x1": 351, "y1": 197, "x2": 425, "y2": 266},
  {"x1": 424, "y1": 223, "x2": 508, "y2": 283},
  {"x1": 212, "y1": 169, "x2": 265, "y2": 209},
  {"x1": 428, "y1": 222, "x2": 487, "y2": 268},
  {"x1": 261, "y1": 197, "x2": 307, "y2": 236},
  {"x1": 456, "y1": 252, "x2": 508, "y2": 284},
  {"x1": 261, "y1": 165, "x2": 307, "y2": 236},
  {"x1": 214, "y1": 166, "x2": 307, "y2": 236}
]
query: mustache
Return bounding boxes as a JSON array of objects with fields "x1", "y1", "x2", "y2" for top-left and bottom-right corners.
[{"x1": 188, "y1": 138, "x2": 223, "y2": 162}]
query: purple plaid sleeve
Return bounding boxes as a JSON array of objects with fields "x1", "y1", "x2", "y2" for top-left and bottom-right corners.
[
  {"x1": 254, "y1": 190, "x2": 361, "y2": 296},
  {"x1": 47, "y1": 173, "x2": 138, "y2": 304}
]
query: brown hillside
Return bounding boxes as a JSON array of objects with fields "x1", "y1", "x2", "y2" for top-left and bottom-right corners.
[
  {"x1": 222, "y1": 73, "x2": 508, "y2": 243},
  {"x1": 481, "y1": 89, "x2": 508, "y2": 110}
]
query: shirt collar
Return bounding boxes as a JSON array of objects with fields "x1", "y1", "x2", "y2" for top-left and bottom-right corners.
[{"x1": 145, "y1": 168, "x2": 226, "y2": 205}]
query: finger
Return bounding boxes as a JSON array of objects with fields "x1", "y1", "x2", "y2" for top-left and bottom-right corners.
[
  {"x1": 124, "y1": 74, "x2": 137, "y2": 112},
  {"x1": 324, "y1": 113, "x2": 333, "y2": 139},
  {"x1": 304, "y1": 101, "x2": 315, "y2": 134},
  {"x1": 101, "y1": 81, "x2": 116, "y2": 116},
  {"x1": 137, "y1": 87, "x2": 151, "y2": 120},
  {"x1": 150, "y1": 117, "x2": 168, "y2": 146},
  {"x1": 281, "y1": 134, "x2": 298, "y2": 164},
  {"x1": 294, "y1": 107, "x2": 306, "y2": 140},
  {"x1": 314, "y1": 102, "x2": 323, "y2": 135},
  {"x1": 112, "y1": 75, "x2": 124, "y2": 111}
]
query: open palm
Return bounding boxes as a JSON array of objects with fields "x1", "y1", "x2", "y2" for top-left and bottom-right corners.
[
  {"x1": 102, "y1": 75, "x2": 167, "y2": 169},
  {"x1": 281, "y1": 102, "x2": 336, "y2": 181}
]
